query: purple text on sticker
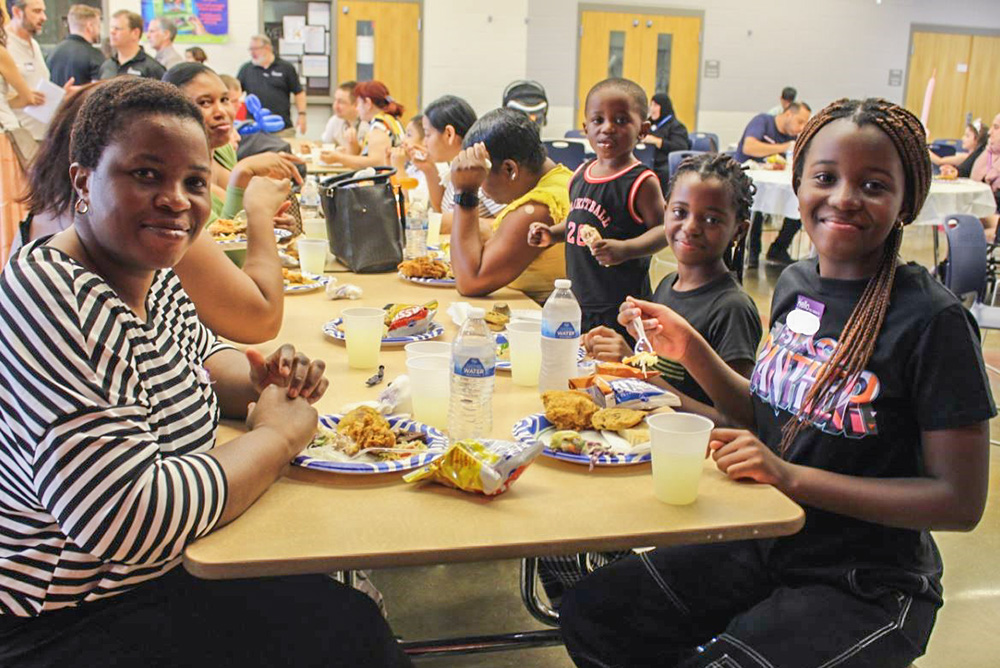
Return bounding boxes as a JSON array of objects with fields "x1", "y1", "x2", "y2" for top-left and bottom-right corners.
[{"x1": 795, "y1": 295, "x2": 825, "y2": 319}]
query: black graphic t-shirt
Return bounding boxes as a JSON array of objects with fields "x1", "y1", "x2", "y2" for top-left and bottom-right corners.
[
  {"x1": 752, "y1": 258, "x2": 995, "y2": 598},
  {"x1": 652, "y1": 271, "x2": 761, "y2": 406},
  {"x1": 565, "y1": 160, "x2": 658, "y2": 323}
]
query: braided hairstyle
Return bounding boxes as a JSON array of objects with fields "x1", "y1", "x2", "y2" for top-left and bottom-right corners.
[
  {"x1": 779, "y1": 98, "x2": 932, "y2": 455},
  {"x1": 664, "y1": 153, "x2": 756, "y2": 283}
]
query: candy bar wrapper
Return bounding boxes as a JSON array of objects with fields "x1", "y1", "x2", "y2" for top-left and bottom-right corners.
[
  {"x1": 608, "y1": 379, "x2": 680, "y2": 410},
  {"x1": 403, "y1": 439, "x2": 543, "y2": 496}
]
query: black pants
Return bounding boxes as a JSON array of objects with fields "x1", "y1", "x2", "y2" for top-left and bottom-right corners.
[
  {"x1": 0, "y1": 567, "x2": 412, "y2": 668},
  {"x1": 560, "y1": 541, "x2": 938, "y2": 668},
  {"x1": 748, "y1": 212, "x2": 802, "y2": 258}
]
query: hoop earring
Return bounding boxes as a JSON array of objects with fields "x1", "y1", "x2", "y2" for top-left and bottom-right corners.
[{"x1": 75, "y1": 199, "x2": 89, "y2": 215}]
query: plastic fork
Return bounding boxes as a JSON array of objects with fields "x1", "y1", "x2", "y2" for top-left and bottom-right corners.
[{"x1": 632, "y1": 316, "x2": 654, "y2": 356}]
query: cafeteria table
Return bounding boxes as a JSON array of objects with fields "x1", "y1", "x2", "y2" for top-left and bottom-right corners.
[{"x1": 184, "y1": 271, "x2": 805, "y2": 657}]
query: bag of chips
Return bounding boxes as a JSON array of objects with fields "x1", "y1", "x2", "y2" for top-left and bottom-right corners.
[{"x1": 403, "y1": 439, "x2": 543, "y2": 496}]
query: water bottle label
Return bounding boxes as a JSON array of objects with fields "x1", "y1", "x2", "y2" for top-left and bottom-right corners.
[
  {"x1": 455, "y1": 357, "x2": 495, "y2": 378},
  {"x1": 542, "y1": 321, "x2": 580, "y2": 339}
]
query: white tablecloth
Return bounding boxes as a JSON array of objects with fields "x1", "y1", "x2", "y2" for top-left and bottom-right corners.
[{"x1": 747, "y1": 169, "x2": 996, "y2": 226}]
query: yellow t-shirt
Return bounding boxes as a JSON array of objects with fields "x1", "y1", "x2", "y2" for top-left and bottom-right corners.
[{"x1": 492, "y1": 164, "x2": 572, "y2": 304}]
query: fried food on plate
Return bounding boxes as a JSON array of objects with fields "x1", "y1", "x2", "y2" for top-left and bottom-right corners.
[
  {"x1": 282, "y1": 268, "x2": 309, "y2": 285},
  {"x1": 398, "y1": 256, "x2": 452, "y2": 279},
  {"x1": 337, "y1": 406, "x2": 396, "y2": 454},
  {"x1": 485, "y1": 303, "x2": 511, "y2": 331},
  {"x1": 207, "y1": 218, "x2": 247, "y2": 240},
  {"x1": 591, "y1": 408, "x2": 646, "y2": 431},
  {"x1": 542, "y1": 390, "x2": 598, "y2": 431}
]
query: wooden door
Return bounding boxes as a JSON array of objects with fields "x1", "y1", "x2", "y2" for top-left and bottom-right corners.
[
  {"x1": 905, "y1": 32, "x2": 973, "y2": 140},
  {"x1": 964, "y1": 35, "x2": 1000, "y2": 130},
  {"x1": 577, "y1": 10, "x2": 701, "y2": 130},
  {"x1": 336, "y1": 0, "x2": 420, "y2": 123}
]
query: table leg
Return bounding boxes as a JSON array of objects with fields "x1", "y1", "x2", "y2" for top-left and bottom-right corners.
[{"x1": 519, "y1": 557, "x2": 560, "y2": 626}]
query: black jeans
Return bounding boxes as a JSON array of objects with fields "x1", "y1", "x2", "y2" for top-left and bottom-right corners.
[
  {"x1": 0, "y1": 567, "x2": 412, "y2": 668},
  {"x1": 560, "y1": 540, "x2": 938, "y2": 668},
  {"x1": 749, "y1": 212, "x2": 802, "y2": 258}
]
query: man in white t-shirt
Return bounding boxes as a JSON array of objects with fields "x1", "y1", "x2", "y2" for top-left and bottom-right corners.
[{"x1": 6, "y1": 0, "x2": 50, "y2": 139}]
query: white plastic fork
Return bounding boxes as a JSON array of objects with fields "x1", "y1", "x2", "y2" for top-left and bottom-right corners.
[{"x1": 632, "y1": 316, "x2": 654, "y2": 356}]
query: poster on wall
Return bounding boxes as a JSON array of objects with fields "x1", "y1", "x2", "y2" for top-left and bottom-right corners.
[{"x1": 141, "y1": 0, "x2": 229, "y2": 44}]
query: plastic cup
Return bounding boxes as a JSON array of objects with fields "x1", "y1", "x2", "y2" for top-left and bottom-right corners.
[
  {"x1": 505, "y1": 321, "x2": 542, "y2": 387},
  {"x1": 404, "y1": 340, "x2": 452, "y2": 360},
  {"x1": 302, "y1": 217, "x2": 327, "y2": 240},
  {"x1": 405, "y1": 355, "x2": 450, "y2": 429},
  {"x1": 427, "y1": 211, "x2": 443, "y2": 247},
  {"x1": 341, "y1": 307, "x2": 384, "y2": 370},
  {"x1": 298, "y1": 238, "x2": 328, "y2": 275},
  {"x1": 647, "y1": 413, "x2": 714, "y2": 505}
]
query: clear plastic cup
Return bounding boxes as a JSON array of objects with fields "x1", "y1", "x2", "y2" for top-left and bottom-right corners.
[
  {"x1": 647, "y1": 413, "x2": 714, "y2": 505},
  {"x1": 505, "y1": 321, "x2": 542, "y2": 387},
  {"x1": 341, "y1": 307, "x2": 384, "y2": 370},
  {"x1": 404, "y1": 340, "x2": 452, "y2": 360},
  {"x1": 298, "y1": 238, "x2": 328, "y2": 275},
  {"x1": 427, "y1": 211, "x2": 443, "y2": 247},
  {"x1": 405, "y1": 355, "x2": 450, "y2": 429}
]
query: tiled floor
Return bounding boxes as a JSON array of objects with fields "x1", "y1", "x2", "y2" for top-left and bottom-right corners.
[{"x1": 373, "y1": 226, "x2": 1000, "y2": 667}]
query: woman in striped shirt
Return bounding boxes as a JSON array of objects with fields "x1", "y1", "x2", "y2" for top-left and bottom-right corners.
[{"x1": 0, "y1": 77, "x2": 410, "y2": 667}]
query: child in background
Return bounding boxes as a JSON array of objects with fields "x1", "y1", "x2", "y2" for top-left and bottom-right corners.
[
  {"x1": 529, "y1": 77, "x2": 667, "y2": 337},
  {"x1": 560, "y1": 98, "x2": 994, "y2": 668},
  {"x1": 584, "y1": 153, "x2": 762, "y2": 416},
  {"x1": 391, "y1": 114, "x2": 430, "y2": 203},
  {"x1": 219, "y1": 74, "x2": 246, "y2": 123}
]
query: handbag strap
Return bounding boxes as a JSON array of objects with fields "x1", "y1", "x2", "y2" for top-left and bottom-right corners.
[{"x1": 320, "y1": 166, "x2": 397, "y2": 190}]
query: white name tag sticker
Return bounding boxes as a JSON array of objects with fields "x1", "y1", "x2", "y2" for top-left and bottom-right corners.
[
  {"x1": 127, "y1": 68, "x2": 142, "y2": 76},
  {"x1": 23, "y1": 61, "x2": 35, "y2": 72},
  {"x1": 786, "y1": 295, "x2": 825, "y2": 336}
]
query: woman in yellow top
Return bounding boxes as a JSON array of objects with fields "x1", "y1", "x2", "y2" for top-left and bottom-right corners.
[
  {"x1": 320, "y1": 80, "x2": 404, "y2": 169},
  {"x1": 449, "y1": 108, "x2": 570, "y2": 304}
]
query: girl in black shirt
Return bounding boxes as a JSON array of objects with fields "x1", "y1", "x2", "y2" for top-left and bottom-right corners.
[
  {"x1": 560, "y1": 99, "x2": 994, "y2": 668},
  {"x1": 645, "y1": 92, "x2": 691, "y2": 191}
]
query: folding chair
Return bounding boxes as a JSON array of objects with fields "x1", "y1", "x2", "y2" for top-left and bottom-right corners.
[
  {"x1": 689, "y1": 132, "x2": 719, "y2": 152},
  {"x1": 633, "y1": 142, "x2": 656, "y2": 168},
  {"x1": 667, "y1": 150, "x2": 706, "y2": 177},
  {"x1": 543, "y1": 140, "x2": 587, "y2": 171}
]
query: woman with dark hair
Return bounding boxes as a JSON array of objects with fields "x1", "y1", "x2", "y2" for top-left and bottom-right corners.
[
  {"x1": 320, "y1": 79, "x2": 404, "y2": 169},
  {"x1": 16, "y1": 73, "x2": 287, "y2": 344},
  {"x1": 448, "y1": 108, "x2": 570, "y2": 303},
  {"x1": 184, "y1": 45, "x2": 207, "y2": 63},
  {"x1": 0, "y1": 76, "x2": 411, "y2": 667},
  {"x1": 406, "y1": 94, "x2": 504, "y2": 228},
  {"x1": 644, "y1": 92, "x2": 690, "y2": 190},
  {"x1": 163, "y1": 62, "x2": 303, "y2": 220}
]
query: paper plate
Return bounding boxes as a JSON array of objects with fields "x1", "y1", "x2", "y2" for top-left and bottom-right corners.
[
  {"x1": 511, "y1": 413, "x2": 651, "y2": 466},
  {"x1": 322, "y1": 318, "x2": 445, "y2": 346},
  {"x1": 295, "y1": 414, "x2": 447, "y2": 474}
]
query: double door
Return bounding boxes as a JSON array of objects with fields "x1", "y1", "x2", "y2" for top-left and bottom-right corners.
[{"x1": 577, "y1": 10, "x2": 702, "y2": 130}]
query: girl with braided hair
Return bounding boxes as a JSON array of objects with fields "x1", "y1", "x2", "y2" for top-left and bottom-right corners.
[
  {"x1": 584, "y1": 152, "x2": 762, "y2": 414},
  {"x1": 559, "y1": 98, "x2": 994, "y2": 668}
]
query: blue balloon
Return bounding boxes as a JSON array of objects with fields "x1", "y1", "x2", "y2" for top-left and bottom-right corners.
[{"x1": 238, "y1": 93, "x2": 287, "y2": 135}]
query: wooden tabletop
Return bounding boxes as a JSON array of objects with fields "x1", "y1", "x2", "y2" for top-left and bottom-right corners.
[{"x1": 184, "y1": 272, "x2": 804, "y2": 580}]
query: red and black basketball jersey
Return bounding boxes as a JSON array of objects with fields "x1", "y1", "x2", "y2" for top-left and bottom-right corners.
[{"x1": 564, "y1": 160, "x2": 657, "y2": 312}]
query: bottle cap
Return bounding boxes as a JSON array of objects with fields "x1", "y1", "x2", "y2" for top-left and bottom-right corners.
[
  {"x1": 468, "y1": 307, "x2": 486, "y2": 319},
  {"x1": 554, "y1": 279, "x2": 572, "y2": 289}
]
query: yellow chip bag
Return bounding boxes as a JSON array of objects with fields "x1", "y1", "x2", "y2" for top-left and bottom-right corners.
[{"x1": 403, "y1": 439, "x2": 543, "y2": 496}]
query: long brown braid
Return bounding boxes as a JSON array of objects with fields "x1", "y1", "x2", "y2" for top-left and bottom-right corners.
[
  {"x1": 779, "y1": 98, "x2": 932, "y2": 455},
  {"x1": 664, "y1": 153, "x2": 756, "y2": 283}
]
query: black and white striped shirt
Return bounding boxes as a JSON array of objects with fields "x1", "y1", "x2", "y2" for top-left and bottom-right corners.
[{"x1": 0, "y1": 242, "x2": 230, "y2": 617}]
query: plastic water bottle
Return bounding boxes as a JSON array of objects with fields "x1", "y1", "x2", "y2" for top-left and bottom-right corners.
[
  {"x1": 405, "y1": 199, "x2": 429, "y2": 259},
  {"x1": 300, "y1": 175, "x2": 321, "y2": 216},
  {"x1": 448, "y1": 308, "x2": 495, "y2": 440},
  {"x1": 539, "y1": 279, "x2": 582, "y2": 393}
]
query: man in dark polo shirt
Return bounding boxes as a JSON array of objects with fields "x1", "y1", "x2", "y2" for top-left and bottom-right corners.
[
  {"x1": 99, "y1": 10, "x2": 166, "y2": 80},
  {"x1": 237, "y1": 35, "x2": 307, "y2": 136},
  {"x1": 734, "y1": 102, "x2": 811, "y2": 268},
  {"x1": 47, "y1": 4, "x2": 104, "y2": 86}
]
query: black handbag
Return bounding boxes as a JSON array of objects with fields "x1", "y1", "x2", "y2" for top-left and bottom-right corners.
[{"x1": 320, "y1": 166, "x2": 404, "y2": 273}]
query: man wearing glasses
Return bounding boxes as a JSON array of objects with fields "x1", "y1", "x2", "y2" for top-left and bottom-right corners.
[{"x1": 237, "y1": 35, "x2": 307, "y2": 136}]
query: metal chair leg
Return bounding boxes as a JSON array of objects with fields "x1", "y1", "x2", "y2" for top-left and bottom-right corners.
[{"x1": 519, "y1": 557, "x2": 560, "y2": 626}]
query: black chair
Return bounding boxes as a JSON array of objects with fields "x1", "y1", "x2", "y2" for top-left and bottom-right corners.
[
  {"x1": 633, "y1": 142, "x2": 656, "y2": 168},
  {"x1": 564, "y1": 129, "x2": 585, "y2": 139},
  {"x1": 689, "y1": 132, "x2": 719, "y2": 153},
  {"x1": 667, "y1": 150, "x2": 705, "y2": 177},
  {"x1": 930, "y1": 142, "x2": 956, "y2": 158},
  {"x1": 543, "y1": 140, "x2": 587, "y2": 170}
]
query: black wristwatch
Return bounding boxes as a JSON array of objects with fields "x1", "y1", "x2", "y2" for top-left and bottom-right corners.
[{"x1": 453, "y1": 191, "x2": 480, "y2": 209}]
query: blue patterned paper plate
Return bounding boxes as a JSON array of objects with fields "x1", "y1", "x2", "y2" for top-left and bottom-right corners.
[
  {"x1": 215, "y1": 228, "x2": 292, "y2": 247},
  {"x1": 284, "y1": 272, "x2": 329, "y2": 294},
  {"x1": 398, "y1": 271, "x2": 456, "y2": 287},
  {"x1": 494, "y1": 336, "x2": 586, "y2": 372},
  {"x1": 295, "y1": 414, "x2": 447, "y2": 474},
  {"x1": 322, "y1": 318, "x2": 445, "y2": 347},
  {"x1": 512, "y1": 413, "x2": 651, "y2": 466}
]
